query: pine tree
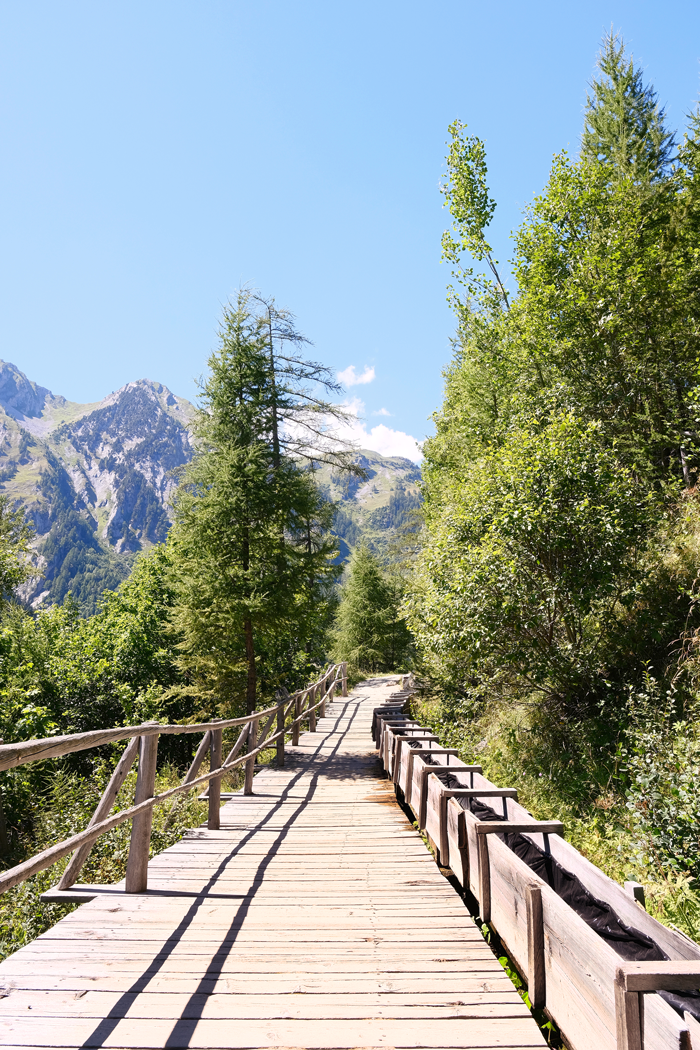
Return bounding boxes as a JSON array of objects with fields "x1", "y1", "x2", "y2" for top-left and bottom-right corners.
[
  {"x1": 170, "y1": 290, "x2": 343, "y2": 714},
  {"x1": 581, "y1": 29, "x2": 675, "y2": 181},
  {"x1": 332, "y1": 543, "x2": 412, "y2": 673}
]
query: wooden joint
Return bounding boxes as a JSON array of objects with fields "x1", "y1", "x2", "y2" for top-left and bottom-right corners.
[{"x1": 614, "y1": 963, "x2": 700, "y2": 1050}]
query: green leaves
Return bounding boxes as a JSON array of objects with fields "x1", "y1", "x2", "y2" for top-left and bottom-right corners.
[
  {"x1": 581, "y1": 29, "x2": 675, "y2": 183},
  {"x1": 407, "y1": 415, "x2": 652, "y2": 707},
  {"x1": 441, "y1": 120, "x2": 510, "y2": 317},
  {"x1": 169, "y1": 290, "x2": 341, "y2": 713}
]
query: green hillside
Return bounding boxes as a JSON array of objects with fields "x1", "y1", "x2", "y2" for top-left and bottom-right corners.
[{"x1": 315, "y1": 449, "x2": 422, "y2": 564}]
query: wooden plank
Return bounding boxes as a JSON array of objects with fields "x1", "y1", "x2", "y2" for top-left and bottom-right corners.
[
  {"x1": 0, "y1": 1016, "x2": 548, "y2": 1047},
  {"x1": 0, "y1": 682, "x2": 547, "y2": 1050}
]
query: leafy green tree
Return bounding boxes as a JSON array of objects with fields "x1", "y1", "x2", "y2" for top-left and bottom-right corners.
[
  {"x1": 170, "y1": 291, "x2": 343, "y2": 714},
  {"x1": 410, "y1": 38, "x2": 700, "y2": 741},
  {"x1": 581, "y1": 30, "x2": 675, "y2": 182},
  {"x1": 407, "y1": 415, "x2": 651, "y2": 713},
  {"x1": 332, "y1": 543, "x2": 412, "y2": 673}
]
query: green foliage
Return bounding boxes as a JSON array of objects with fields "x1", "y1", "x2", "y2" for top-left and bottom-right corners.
[
  {"x1": 332, "y1": 542, "x2": 412, "y2": 673},
  {"x1": 441, "y1": 119, "x2": 510, "y2": 314},
  {"x1": 622, "y1": 674, "x2": 700, "y2": 881},
  {"x1": 0, "y1": 496, "x2": 33, "y2": 600},
  {"x1": 581, "y1": 30, "x2": 675, "y2": 182},
  {"x1": 408, "y1": 415, "x2": 653, "y2": 713}
]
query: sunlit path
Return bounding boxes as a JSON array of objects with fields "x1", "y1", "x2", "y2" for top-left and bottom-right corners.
[{"x1": 0, "y1": 678, "x2": 543, "y2": 1049}]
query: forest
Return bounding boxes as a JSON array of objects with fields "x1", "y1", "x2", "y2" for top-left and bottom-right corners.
[{"x1": 1, "y1": 29, "x2": 700, "y2": 958}]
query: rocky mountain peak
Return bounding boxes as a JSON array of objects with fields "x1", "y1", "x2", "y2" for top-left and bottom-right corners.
[{"x1": 0, "y1": 360, "x2": 57, "y2": 420}]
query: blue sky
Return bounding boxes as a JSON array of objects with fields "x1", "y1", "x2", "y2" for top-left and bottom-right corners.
[{"x1": 0, "y1": 1, "x2": 698, "y2": 461}]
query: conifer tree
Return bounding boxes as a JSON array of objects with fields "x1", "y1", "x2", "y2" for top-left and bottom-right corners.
[
  {"x1": 581, "y1": 29, "x2": 675, "y2": 181},
  {"x1": 170, "y1": 290, "x2": 344, "y2": 714},
  {"x1": 332, "y1": 543, "x2": 412, "y2": 673}
]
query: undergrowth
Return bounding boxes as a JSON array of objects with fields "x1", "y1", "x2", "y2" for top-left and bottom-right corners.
[{"x1": 0, "y1": 752, "x2": 246, "y2": 962}]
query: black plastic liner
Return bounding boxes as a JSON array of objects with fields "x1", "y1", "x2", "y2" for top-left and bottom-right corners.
[
  {"x1": 372, "y1": 707, "x2": 407, "y2": 744},
  {"x1": 424, "y1": 761, "x2": 700, "y2": 1023}
]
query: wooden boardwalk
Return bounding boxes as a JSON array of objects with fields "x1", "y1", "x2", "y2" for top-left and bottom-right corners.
[{"x1": 0, "y1": 679, "x2": 545, "y2": 1049}]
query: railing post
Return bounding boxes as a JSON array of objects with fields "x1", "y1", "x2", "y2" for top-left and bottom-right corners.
[
  {"x1": 125, "y1": 729, "x2": 159, "y2": 893},
  {"x1": 342, "y1": 661, "x2": 348, "y2": 696},
  {"x1": 208, "y1": 723, "x2": 223, "y2": 831},
  {"x1": 59, "y1": 734, "x2": 140, "y2": 889},
  {"x1": 276, "y1": 691, "x2": 286, "y2": 768},
  {"x1": 526, "y1": 883, "x2": 545, "y2": 1009},
  {"x1": 309, "y1": 685, "x2": 317, "y2": 732},
  {"x1": 320, "y1": 682, "x2": 327, "y2": 719},
  {"x1": 477, "y1": 831, "x2": 491, "y2": 922},
  {"x1": 292, "y1": 693, "x2": 301, "y2": 746},
  {"x1": 244, "y1": 718, "x2": 258, "y2": 795}
]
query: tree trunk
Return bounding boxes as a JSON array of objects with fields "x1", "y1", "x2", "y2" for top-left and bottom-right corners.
[{"x1": 244, "y1": 617, "x2": 256, "y2": 714}]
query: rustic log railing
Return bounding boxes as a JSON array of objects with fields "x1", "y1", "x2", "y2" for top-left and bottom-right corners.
[
  {"x1": 374, "y1": 693, "x2": 700, "y2": 1050},
  {"x1": 0, "y1": 662, "x2": 347, "y2": 897}
]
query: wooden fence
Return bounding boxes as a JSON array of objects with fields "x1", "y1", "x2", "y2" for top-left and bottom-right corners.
[
  {"x1": 0, "y1": 663, "x2": 347, "y2": 898},
  {"x1": 375, "y1": 698, "x2": 700, "y2": 1050}
]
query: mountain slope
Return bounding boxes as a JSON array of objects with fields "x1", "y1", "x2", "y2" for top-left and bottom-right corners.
[
  {"x1": 0, "y1": 361, "x2": 194, "y2": 612},
  {"x1": 316, "y1": 449, "x2": 422, "y2": 564},
  {"x1": 0, "y1": 362, "x2": 421, "y2": 612}
]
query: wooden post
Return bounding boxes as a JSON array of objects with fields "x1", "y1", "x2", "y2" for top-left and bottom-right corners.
[
  {"x1": 125, "y1": 731, "x2": 159, "y2": 893},
  {"x1": 59, "y1": 734, "x2": 140, "y2": 889},
  {"x1": 526, "y1": 883, "x2": 545, "y2": 1009},
  {"x1": 292, "y1": 693, "x2": 301, "y2": 746},
  {"x1": 309, "y1": 686, "x2": 317, "y2": 732},
  {"x1": 208, "y1": 725, "x2": 223, "y2": 830},
  {"x1": 614, "y1": 972, "x2": 642, "y2": 1050},
  {"x1": 342, "y1": 661, "x2": 348, "y2": 696},
  {"x1": 320, "y1": 683, "x2": 327, "y2": 719},
  {"x1": 276, "y1": 697, "x2": 285, "y2": 768},
  {"x1": 477, "y1": 832, "x2": 491, "y2": 923},
  {"x1": 244, "y1": 718, "x2": 258, "y2": 795},
  {"x1": 624, "y1": 880, "x2": 646, "y2": 909}
]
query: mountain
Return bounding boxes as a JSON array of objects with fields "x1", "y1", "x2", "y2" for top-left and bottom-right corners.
[
  {"x1": 317, "y1": 449, "x2": 422, "y2": 565},
  {"x1": 0, "y1": 361, "x2": 194, "y2": 612},
  {"x1": 0, "y1": 362, "x2": 421, "y2": 613}
]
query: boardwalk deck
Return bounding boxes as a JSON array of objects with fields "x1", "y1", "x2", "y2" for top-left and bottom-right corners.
[{"x1": 0, "y1": 679, "x2": 545, "y2": 1049}]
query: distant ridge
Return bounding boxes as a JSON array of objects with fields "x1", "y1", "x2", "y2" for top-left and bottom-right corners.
[
  {"x1": 0, "y1": 361, "x2": 195, "y2": 612},
  {"x1": 0, "y1": 362, "x2": 420, "y2": 613}
]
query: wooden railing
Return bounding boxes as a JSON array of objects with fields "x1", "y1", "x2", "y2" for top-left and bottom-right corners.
[
  {"x1": 374, "y1": 699, "x2": 700, "y2": 1050},
  {"x1": 0, "y1": 662, "x2": 347, "y2": 897}
]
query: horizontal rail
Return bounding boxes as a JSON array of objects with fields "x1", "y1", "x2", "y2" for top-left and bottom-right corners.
[{"x1": 0, "y1": 665, "x2": 341, "y2": 772}]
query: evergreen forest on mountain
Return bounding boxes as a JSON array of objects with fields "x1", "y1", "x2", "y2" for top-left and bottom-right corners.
[{"x1": 2, "y1": 29, "x2": 700, "y2": 959}]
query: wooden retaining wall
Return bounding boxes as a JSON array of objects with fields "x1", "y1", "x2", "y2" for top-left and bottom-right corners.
[{"x1": 376, "y1": 706, "x2": 700, "y2": 1050}]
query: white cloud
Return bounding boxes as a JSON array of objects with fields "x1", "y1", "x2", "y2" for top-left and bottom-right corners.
[
  {"x1": 333, "y1": 398, "x2": 423, "y2": 463},
  {"x1": 338, "y1": 364, "x2": 376, "y2": 387},
  {"x1": 373, "y1": 407, "x2": 391, "y2": 417}
]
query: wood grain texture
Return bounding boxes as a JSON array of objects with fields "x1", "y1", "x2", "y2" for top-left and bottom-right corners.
[
  {"x1": 124, "y1": 732, "x2": 159, "y2": 893},
  {"x1": 0, "y1": 679, "x2": 546, "y2": 1050}
]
